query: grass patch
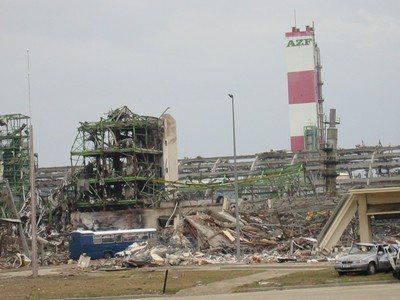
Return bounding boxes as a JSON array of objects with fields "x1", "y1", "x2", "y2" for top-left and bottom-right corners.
[
  {"x1": 237, "y1": 268, "x2": 395, "y2": 292},
  {"x1": 0, "y1": 268, "x2": 262, "y2": 300}
]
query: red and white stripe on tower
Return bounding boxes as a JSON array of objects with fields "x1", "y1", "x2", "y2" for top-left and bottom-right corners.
[{"x1": 285, "y1": 25, "x2": 324, "y2": 152}]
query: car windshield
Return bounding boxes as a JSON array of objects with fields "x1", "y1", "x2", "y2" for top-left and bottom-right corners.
[{"x1": 348, "y1": 244, "x2": 376, "y2": 255}]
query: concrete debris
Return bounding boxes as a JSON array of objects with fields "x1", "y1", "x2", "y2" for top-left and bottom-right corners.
[
  {"x1": 2, "y1": 195, "x2": 400, "y2": 270},
  {"x1": 15, "y1": 253, "x2": 31, "y2": 267},
  {"x1": 0, "y1": 212, "x2": 70, "y2": 269},
  {"x1": 80, "y1": 207, "x2": 345, "y2": 268},
  {"x1": 77, "y1": 254, "x2": 91, "y2": 269},
  {"x1": 104, "y1": 205, "x2": 398, "y2": 268}
]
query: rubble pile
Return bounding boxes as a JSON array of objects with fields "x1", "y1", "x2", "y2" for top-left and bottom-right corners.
[
  {"x1": 103, "y1": 201, "x2": 400, "y2": 268},
  {"x1": 0, "y1": 224, "x2": 23, "y2": 269},
  {"x1": 0, "y1": 217, "x2": 70, "y2": 269},
  {"x1": 2, "y1": 194, "x2": 400, "y2": 269},
  {"x1": 160, "y1": 207, "x2": 329, "y2": 264},
  {"x1": 86, "y1": 206, "x2": 334, "y2": 269}
]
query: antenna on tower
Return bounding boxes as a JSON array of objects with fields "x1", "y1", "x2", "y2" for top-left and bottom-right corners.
[
  {"x1": 27, "y1": 49, "x2": 32, "y2": 121},
  {"x1": 294, "y1": 9, "x2": 297, "y2": 27},
  {"x1": 312, "y1": 21, "x2": 316, "y2": 40}
]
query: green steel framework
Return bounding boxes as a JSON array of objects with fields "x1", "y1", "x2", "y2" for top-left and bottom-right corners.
[
  {"x1": 67, "y1": 104, "x2": 313, "y2": 210},
  {"x1": 0, "y1": 114, "x2": 31, "y2": 212},
  {"x1": 69, "y1": 106, "x2": 165, "y2": 210},
  {"x1": 169, "y1": 163, "x2": 313, "y2": 201}
]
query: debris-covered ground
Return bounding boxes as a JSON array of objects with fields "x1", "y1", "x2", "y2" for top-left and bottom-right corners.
[{"x1": 2, "y1": 194, "x2": 399, "y2": 270}]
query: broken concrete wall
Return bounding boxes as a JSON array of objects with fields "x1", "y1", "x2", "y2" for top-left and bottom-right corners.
[
  {"x1": 162, "y1": 114, "x2": 179, "y2": 183},
  {"x1": 71, "y1": 210, "x2": 144, "y2": 230},
  {"x1": 70, "y1": 204, "x2": 224, "y2": 230}
]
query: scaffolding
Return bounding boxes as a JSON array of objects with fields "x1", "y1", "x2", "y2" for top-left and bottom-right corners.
[
  {"x1": 304, "y1": 125, "x2": 318, "y2": 151},
  {"x1": 69, "y1": 106, "x2": 166, "y2": 211},
  {"x1": 0, "y1": 114, "x2": 31, "y2": 212},
  {"x1": 174, "y1": 163, "x2": 313, "y2": 202}
]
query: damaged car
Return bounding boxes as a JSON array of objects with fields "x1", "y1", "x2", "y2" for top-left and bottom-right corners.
[
  {"x1": 115, "y1": 242, "x2": 148, "y2": 258},
  {"x1": 334, "y1": 243, "x2": 398, "y2": 276}
]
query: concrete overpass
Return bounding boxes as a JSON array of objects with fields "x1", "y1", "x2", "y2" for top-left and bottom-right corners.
[{"x1": 317, "y1": 186, "x2": 400, "y2": 253}]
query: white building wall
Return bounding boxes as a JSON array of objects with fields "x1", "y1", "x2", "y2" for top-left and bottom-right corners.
[
  {"x1": 286, "y1": 42, "x2": 315, "y2": 72},
  {"x1": 289, "y1": 102, "x2": 318, "y2": 136}
]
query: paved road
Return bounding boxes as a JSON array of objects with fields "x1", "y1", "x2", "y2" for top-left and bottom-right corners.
[{"x1": 130, "y1": 283, "x2": 400, "y2": 300}]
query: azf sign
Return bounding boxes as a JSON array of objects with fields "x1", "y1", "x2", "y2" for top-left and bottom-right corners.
[{"x1": 287, "y1": 38, "x2": 313, "y2": 47}]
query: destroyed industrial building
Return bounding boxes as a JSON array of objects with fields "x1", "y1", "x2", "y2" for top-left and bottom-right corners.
[
  {"x1": 68, "y1": 105, "x2": 178, "y2": 211},
  {"x1": 2, "y1": 25, "x2": 400, "y2": 269},
  {"x1": 1, "y1": 106, "x2": 400, "y2": 269}
]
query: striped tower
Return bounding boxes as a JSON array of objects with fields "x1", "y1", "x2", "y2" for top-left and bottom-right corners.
[{"x1": 286, "y1": 25, "x2": 324, "y2": 152}]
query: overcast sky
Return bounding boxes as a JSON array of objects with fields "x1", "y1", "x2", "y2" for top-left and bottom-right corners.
[{"x1": 1, "y1": 1, "x2": 400, "y2": 167}]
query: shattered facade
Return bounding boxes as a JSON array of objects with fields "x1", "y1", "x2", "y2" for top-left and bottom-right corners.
[{"x1": 68, "y1": 106, "x2": 177, "y2": 211}]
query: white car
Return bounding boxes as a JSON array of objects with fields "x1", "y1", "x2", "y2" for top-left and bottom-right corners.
[{"x1": 334, "y1": 243, "x2": 398, "y2": 276}]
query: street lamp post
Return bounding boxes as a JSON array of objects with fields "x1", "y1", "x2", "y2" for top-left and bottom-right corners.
[
  {"x1": 228, "y1": 94, "x2": 240, "y2": 262},
  {"x1": 27, "y1": 48, "x2": 38, "y2": 277}
]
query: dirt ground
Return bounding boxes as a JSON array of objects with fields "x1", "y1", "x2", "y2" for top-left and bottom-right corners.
[{"x1": 0, "y1": 261, "x2": 328, "y2": 299}]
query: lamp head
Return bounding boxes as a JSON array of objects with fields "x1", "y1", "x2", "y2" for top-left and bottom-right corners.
[{"x1": 228, "y1": 94, "x2": 233, "y2": 99}]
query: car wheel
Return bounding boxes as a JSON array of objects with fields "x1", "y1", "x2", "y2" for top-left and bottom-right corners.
[
  {"x1": 367, "y1": 262, "x2": 376, "y2": 275},
  {"x1": 393, "y1": 270, "x2": 400, "y2": 279},
  {"x1": 104, "y1": 252, "x2": 112, "y2": 259}
]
